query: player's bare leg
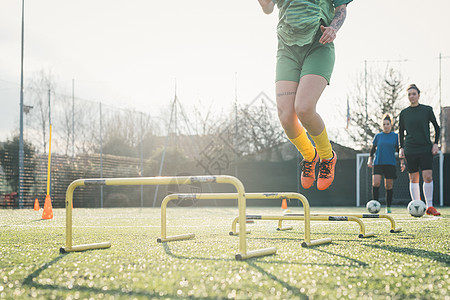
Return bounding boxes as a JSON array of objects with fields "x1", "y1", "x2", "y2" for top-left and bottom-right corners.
[
  {"x1": 276, "y1": 80, "x2": 317, "y2": 189},
  {"x1": 295, "y1": 74, "x2": 336, "y2": 190}
]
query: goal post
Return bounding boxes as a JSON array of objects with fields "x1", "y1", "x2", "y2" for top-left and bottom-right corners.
[{"x1": 356, "y1": 152, "x2": 444, "y2": 207}]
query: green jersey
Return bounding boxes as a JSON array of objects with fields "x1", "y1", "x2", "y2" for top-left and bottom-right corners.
[
  {"x1": 272, "y1": 0, "x2": 352, "y2": 46},
  {"x1": 399, "y1": 104, "x2": 440, "y2": 155}
]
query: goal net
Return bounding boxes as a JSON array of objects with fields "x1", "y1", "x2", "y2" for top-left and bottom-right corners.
[{"x1": 356, "y1": 152, "x2": 444, "y2": 207}]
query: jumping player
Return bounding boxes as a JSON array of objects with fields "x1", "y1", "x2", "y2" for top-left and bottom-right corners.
[
  {"x1": 367, "y1": 114, "x2": 399, "y2": 213},
  {"x1": 398, "y1": 84, "x2": 441, "y2": 216},
  {"x1": 257, "y1": 0, "x2": 352, "y2": 190}
]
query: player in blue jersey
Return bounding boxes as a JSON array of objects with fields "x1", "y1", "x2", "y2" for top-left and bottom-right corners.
[{"x1": 367, "y1": 114, "x2": 399, "y2": 213}]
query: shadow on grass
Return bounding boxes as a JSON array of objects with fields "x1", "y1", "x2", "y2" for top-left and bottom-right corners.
[
  {"x1": 163, "y1": 244, "x2": 334, "y2": 299},
  {"x1": 162, "y1": 243, "x2": 235, "y2": 262},
  {"x1": 0, "y1": 219, "x2": 54, "y2": 227},
  {"x1": 22, "y1": 253, "x2": 211, "y2": 299},
  {"x1": 23, "y1": 255, "x2": 66, "y2": 286},
  {"x1": 163, "y1": 242, "x2": 368, "y2": 268},
  {"x1": 30, "y1": 219, "x2": 51, "y2": 223},
  {"x1": 247, "y1": 236, "x2": 312, "y2": 242},
  {"x1": 308, "y1": 248, "x2": 369, "y2": 267},
  {"x1": 246, "y1": 260, "x2": 308, "y2": 300},
  {"x1": 359, "y1": 238, "x2": 386, "y2": 243},
  {"x1": 364, "y1": 244, "x2": 450, "y2": 265}
]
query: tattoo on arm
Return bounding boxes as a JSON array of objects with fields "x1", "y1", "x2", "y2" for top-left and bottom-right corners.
[
  {"x1": 277, "y1": 91, "x2": 296, "y2": 97},
  {"x1": 330, "y1": 5, "x2": 347, "y2": 31}
]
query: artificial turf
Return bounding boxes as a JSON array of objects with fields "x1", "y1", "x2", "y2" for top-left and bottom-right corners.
[{"x1": 0, "y1": 206, "x2": 449, "y2": 299}]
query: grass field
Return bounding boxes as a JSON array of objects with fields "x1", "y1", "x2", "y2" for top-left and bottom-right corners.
[{"x1": 1, "y1": 206, "x2": 449, "y2": 299}]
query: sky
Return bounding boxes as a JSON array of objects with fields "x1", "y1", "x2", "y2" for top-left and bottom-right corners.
[{"x1": 1, "y1": 0, "x2": 450, "y2": 145}]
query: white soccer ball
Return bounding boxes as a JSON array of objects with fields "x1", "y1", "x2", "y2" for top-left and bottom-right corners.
[
  {"x1": 407, "y1": 200, "x2": 426, "y2": 217},
  {"x1": 366, "y1": 200, "x2": 381, "y2": 214}
]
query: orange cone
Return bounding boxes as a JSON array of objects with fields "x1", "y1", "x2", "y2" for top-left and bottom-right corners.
[
  {"x1": 34, "y1": 198, "x2": 40, "y2": 211},
  {"x1": 281, "y1": 198, "x2": 288, "y2": 210},
  {"x1": 42, "y1": 195, "x2": 53, "y2": 220}
]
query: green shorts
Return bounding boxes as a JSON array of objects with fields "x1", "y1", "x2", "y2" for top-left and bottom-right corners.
[{"x1": 276, "y1": 28, "x2": 335, "y2": 83}]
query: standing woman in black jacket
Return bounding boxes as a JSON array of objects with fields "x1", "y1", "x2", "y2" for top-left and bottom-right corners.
[{"x1": 398, "y1": 84, "x2": 441, "y2": 216}]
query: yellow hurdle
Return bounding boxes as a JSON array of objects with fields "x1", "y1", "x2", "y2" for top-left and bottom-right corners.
[
  {"x1": 158, "y1": 192, "x2": 332, "y2": 250},
  {"x1": 230, "y1": 214, "x2": 375, "y2": 239},
  {"x1": 60, "y1": 176, "x2": 338, "y2": 260},
  {"x1": 60, "y1": 175, "x2": 278, "y2": 260},
  {"x1": 278, "y1": 213, "x2": 402, "y2": 234},
  {"x1": 335, "y1": 213, "x2": 402, "y2": 233}
]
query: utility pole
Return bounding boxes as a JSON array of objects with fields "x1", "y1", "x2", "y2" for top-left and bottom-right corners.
[
  {"x1": 140, "y1": 112, "x2": 144, "y2": 209},
  {"x1": 72, "y1": 78, "x2": 75, "y2": 157},
  {"x1": 439, "y1": 53, "x2": 442, "y2": 114},
  {"x1": 153, "y1": 82, "x2": 177, "y2": 207},
  {"x1": 18, "y1": 0, "x2": 25, "y2": 208},
  {"x1": 234, "y1": 72, "x2": 238, "y2": 178},
  {"x1": 48, "y1": 89, "x2": 52, "y2": 197},
  {"x1": 99, "y1": 102, "x2": 103, "y2": 208},
  {"x1": 364, "y1": 60, "x2": 368, "y2": 148},
  {"x1": 438, "y1": 53, "x2": 450, "y2": 127}
]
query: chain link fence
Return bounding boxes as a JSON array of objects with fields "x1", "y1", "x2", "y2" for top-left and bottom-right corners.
[{"x1": 2, "y1": 88, "x2": 291, "y2": 208}]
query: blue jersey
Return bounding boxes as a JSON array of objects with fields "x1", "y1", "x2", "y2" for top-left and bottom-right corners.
[{"x1": 373, "y1": 132, "x2": 399, "y2": 166}]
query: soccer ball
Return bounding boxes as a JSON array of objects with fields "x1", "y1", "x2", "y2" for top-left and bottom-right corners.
[
  {"x1": 366, "y1": 200, "x2": 381, "y2": 214},
  {"x1": 407, "y1": 200, "x2": 426, "y2": 217}
]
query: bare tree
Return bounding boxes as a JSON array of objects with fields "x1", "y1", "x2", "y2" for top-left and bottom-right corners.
[
  {"x1": 192, "y1": 99, "x2": 216, "y2": 136},
  {"x1": 99, "y1": 109, "x2": 156, "y2": 158},
  {"x1": 52, "y1": 94, "x2": 73, "y2": 155},
  {"x1": 76, "y1": 99, "x2": 100, "y2": 154},
  {"x1": 26, "y1": 69, "x2": 57, "y2": 153},
  {"x1": 235, "y1": 93, "x2": 285, "y2": 155},
  {"x1": 347, "y1": 67, "x2": 405, "y2": 150},
  {"x1": 239, "y1": 102, "x2": 285, "y2": 153}
]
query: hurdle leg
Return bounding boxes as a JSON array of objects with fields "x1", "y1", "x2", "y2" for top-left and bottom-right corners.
[
  {"x1": 344, "y1": 216, "x2": 375, "y2": 238},
  {"x1": 60, "y1": 180, "x2": 112, "y2": 253},
  {"x1": 350, "y1": 214, "x2": 402, "y2": 233},
  {"x1": 229, "y1": 216, "x2": 251, "y2": 236},
  {"x1": 230, "y1": 182, "x2": 277, "y2": 260},
  {"x1": 276, "y1": 219, "x2": 293, "y2": 231},
  {"x1": 235, "y1": 247, "x2": 277, "y2": 261},
  {"x1": 248, "y1": 215, "x2": 332, "y2": 247},
  {"x1": 328, "y1": 216, "x2": 375, "y2": 238},
  {"x1": 287, "y1": 195, "x2": 332, "y2": 247},
  {"x1": 157, "y1": 194, "x2": 195, "y2": 243},
  {"x1": 60, "y1": 242, "x2": 111, "y2": 253},
  {"x1": 284, "y1": 214, "x2": 375, "y2": 239},
  {"x1": 379, "y1": 214, "x2": 402, "y2": 233}
]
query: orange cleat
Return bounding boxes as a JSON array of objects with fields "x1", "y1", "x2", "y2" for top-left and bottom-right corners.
[
  {"x1": 426, "y1": 206, "x2": 441, "y2": 216},
  {"x1": 301, "y1": 149, "x2": 319, "y2": 189},
  {"x1": 317, "y1": 151, "x2": 337, "y2": 191}
]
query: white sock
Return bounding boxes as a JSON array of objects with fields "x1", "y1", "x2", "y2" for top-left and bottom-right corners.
[
  {"x1": 409, "y1": 183, "x2": 420, "y2": 201},
  {"x1": 423, "y1": 181, "x2": 433, "y2": 208}
]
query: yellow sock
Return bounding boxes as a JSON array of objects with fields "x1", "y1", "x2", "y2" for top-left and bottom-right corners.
[
  {"x1": 288, "y1": 129, "x2": 315, "y2": 161},
  {"x1": 310, "y1": 127, "x2": 333, "y2": 160}
]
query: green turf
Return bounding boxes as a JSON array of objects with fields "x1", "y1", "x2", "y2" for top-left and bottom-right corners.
[{"x1": 0, "y1": 206, "x2": 449, "y2": 299}]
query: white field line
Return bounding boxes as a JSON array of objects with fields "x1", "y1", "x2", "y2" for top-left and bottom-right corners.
[
  {"x1": 396, "y1": 216, "x2": 442, "y2": 222},
  {"x1": 0, "y1": 216, "x2": 441, "y2": 228},
  {"x1": 0, "y1": 224, "x2": 227, "y2": 228}
]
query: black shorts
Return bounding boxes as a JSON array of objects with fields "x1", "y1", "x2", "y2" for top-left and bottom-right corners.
[
  {"x1": 405, "y1": 152, "x2": 433, "y2": 173},
  {"x1": 373, "y1": 164, "x2": 397, "y2": 179}
]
